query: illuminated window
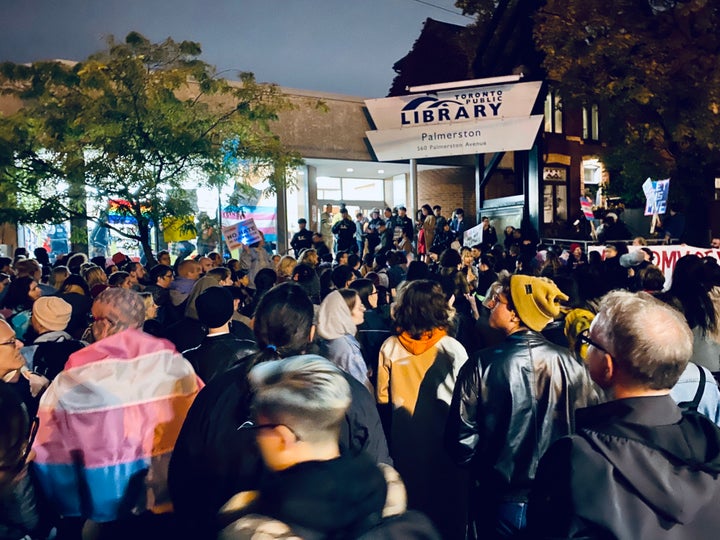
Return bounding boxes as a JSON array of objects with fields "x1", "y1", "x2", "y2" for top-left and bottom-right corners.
[
  {"x1": 583, "y1": 104, "x2": 599, "y2": 140},
  {"x1": 544, "y1": 90, "x2": 563, "y2": 134}
]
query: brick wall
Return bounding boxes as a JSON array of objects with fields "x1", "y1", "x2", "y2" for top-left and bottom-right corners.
[{"x1": 417, "y1": 167, "x2": 476, "y2": 225}]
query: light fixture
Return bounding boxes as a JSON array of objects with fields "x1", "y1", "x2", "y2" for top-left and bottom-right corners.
[
  {"x1": 377, "y1": 169, "x2": 385, "y2": 174},
  {"x1": 346, "y1": 168, "x2": 354, "y2": 173}
]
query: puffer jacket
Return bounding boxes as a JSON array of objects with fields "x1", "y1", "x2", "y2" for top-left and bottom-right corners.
[{"x1": 445, "y1": 329, "x2": 601, "y2": 501}]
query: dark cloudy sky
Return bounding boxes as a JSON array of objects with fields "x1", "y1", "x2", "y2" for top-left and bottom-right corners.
[{"x1": 0, "y1": 0, "x2": 471, "y2": 97}]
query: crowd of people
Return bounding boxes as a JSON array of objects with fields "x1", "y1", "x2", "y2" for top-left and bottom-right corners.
[{"x1": 1, "y1": 206, "x2": 720, "y2": 540}]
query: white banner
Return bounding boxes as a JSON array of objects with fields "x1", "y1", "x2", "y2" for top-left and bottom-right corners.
[
  {"x1": 365, "y1": 81, "x2": 542, "y2": 130},
  {"x1": 366, "y1": 115, "x2": 543, "y2": 161},
  {"x1": 588, "y1": 245, "x2": 720, "y2": 288}
]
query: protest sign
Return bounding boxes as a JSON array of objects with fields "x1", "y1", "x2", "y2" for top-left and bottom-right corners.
[
  {"x1": 580, "y1": 197, "x2": 594, "y2": 219},
  {"x1": 222, "y1": 218, "x2": 263, "y2": 251},
  {"x1": 644, "y1": 178, "x2": 670, "y2": 216},
  {"x1": 464, "y1": 224, "x2": 484, "y2": 247}
]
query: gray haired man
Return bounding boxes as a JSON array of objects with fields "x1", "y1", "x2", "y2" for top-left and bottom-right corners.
[{"x1": 528, "y1": 291, "x2": 720, "y2": 539}]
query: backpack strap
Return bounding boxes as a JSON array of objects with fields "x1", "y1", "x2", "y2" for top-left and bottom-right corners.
[{"x1": 677, "y1": 363, "x2": 706, "y2": 412}]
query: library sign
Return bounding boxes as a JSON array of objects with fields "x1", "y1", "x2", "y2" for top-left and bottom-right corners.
[{"x1": 365, "y1": 80, "x2": 543, "y2": 161}]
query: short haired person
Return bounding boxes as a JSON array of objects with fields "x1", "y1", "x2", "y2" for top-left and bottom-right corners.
[
  {"x1": 219, "y1": 356, "x2": 438, "y2": 539},
  {"x1": 445, "y1": 273, "x2": 600, "y2": 538},
  {"x1": 182, "y1": 287, "x2": 257, "y2": 383},
  {"x1": 332, "y1": 208, "x2": 357, "y2": 254},
  {"x1": 528, "y1": 291, "x2": 720, "y2": 539},
  {"x1": 145, "y1": 263, "x2": 174, "y2": 324},
  {"x1": 31, "y1": 288, "x2": 202, "y2": 536},
  {"x1": 290, "y1": 218, "x2": 314, "y2": 258},
  {"x1": 169, "y1": 259, "x2": 202, "y2": 312},
  {"x1": 169, "y1": 283, "x2": 391, "y2": 539}
]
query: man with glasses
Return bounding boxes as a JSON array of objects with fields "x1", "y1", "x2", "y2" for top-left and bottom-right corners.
[
  {"x1": 31, "y1": 287, "x2": 202, "y2": 537},
  {"x1": 219, "y1": 355, "x2": 438, "y2": 539},
  {"x1": 446, "y1": 273, "x2": 600, "y2": 539},
  {"x1": 529, "y1": 290, "x2": 720, "y2": 539},
  {"x1": 0, "y1": 320, "x2": 25, "y2": 384}
]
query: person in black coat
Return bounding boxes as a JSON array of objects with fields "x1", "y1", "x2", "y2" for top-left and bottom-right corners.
[
  {"x1": 168, "y1": 283, "x2": 391, "y2": 540},
  {"x1": 289, "y1": 218, "x2": 314, "y2": 258},
  {"x1": 181, "y1": 287, "x2": 257, "y2": 383}
]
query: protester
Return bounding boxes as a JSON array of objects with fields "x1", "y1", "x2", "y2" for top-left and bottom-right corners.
[
  {"x1": 445, "y1": 273, "x2": 600, "y2": 539},
  {"x1": 0, "y1": 380, "x2": 49, "y2": 539},
  {"x1": 32, "y1": 287, "x2": 202, "y2": 538},
  {"x1": 377, "y1": 279, "x2": 468, "y2": 539},
  {"x1": 528, "y1": 290, "x2": 720, "y2": 539},
  {"x1": 169, "y1": 283, "x2": 390, "y2": 540},
  {"x1": 2, "y1": 277, "x2": 42, "y2": 341},
  {"x1": 316, "y1": 289, "x2": 370, "y2": 391},
  {"x1": 219, "y1": 356, "x2": 439, "y2": 540},
  {"x1": 182, "y1": 287, "x2": 256, "y2": 382}
]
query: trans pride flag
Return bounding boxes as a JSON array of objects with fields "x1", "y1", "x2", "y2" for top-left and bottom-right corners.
[{"x1": 32, "y1": 328, "x2": 203, "y2": 522}]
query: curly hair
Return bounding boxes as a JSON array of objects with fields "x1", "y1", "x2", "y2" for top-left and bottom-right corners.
[{"x1": 393, "y1": 279, "x2": 450, "y2": 338}]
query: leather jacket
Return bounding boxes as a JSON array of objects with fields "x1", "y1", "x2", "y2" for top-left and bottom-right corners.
[
  {"x1": 183, "y1": 334, "x2": 258, "y2": 383},
  {"x1": 445, "y1": 329, "x2": 601, "y2": 501}
]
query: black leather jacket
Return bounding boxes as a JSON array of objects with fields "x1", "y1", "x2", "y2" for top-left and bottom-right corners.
[
  {"x1": 445, "y1": 329, "x2": 601, "y2": 501},
  {"x1": 182, "y1": 334, "x2": 258, "y2": 383}
]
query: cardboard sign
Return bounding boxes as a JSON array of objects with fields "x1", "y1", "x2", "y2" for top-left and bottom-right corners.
[
  {"x1": 223, "y1": 218, "x2": 263, "y2": 251},
  {"x1": 464, "y1": 224, "x2": 484, "y2": 247}
]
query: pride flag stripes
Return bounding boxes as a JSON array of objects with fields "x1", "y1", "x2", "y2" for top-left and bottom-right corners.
[{"x1": 32, "y1": 328, "x2": 203, "y2": 522}]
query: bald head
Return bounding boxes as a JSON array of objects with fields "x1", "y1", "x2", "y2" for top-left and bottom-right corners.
[
  {"x1": 91, "y1": 288, "x2": 145, "y2": 341},
  {"x1": 178, "y1": 260, "x2": 201, "y2": 280}
]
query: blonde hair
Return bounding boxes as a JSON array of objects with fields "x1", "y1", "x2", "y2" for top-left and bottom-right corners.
[{"x1": 277, "y1": 255, "x2": 297, "y2": 279}]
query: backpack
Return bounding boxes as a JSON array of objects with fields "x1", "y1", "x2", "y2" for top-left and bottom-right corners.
[{"x1": 677, "y1": 363, "x2": 706, "y2": 413}]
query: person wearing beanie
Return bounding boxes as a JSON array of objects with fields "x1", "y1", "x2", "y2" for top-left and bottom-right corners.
[
  {"x1": 446, "y1": 272, "x2": 601, "y2": 538},
  {"x1": 181, "y1": 286, "x2": 257, "y2": 383},
  {"x1": 18, "y1": 296, "x2": 84, "y2": 403}
]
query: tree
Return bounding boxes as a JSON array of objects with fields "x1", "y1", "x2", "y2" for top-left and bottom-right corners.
[
  {"x1": 533, "y1": 0, "x2": 720, "y2": 210},
  {"x1": 0, "y1": 32, "x2": 302, "y2": 264}
]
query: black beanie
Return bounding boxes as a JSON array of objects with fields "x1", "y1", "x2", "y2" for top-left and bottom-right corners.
[{"x1": 196, "y1": 286, "x2": 234, "y2": 328}]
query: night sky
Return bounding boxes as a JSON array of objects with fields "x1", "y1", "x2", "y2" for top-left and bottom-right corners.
[{"x1": 0, "y1": 0, "x2": 471, "y2": 97}]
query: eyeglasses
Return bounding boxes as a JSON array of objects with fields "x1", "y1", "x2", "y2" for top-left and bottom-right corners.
[
  {"x1": 482, "y1": 293, "x2": 508, "y2": 311},
  {"x1": 237, "y1": 420, "x2": 302, "y2": 441},
  {"x1": 576, "y1": 329, "x2": 611, "y2": 357},
  {"x1": 0, "y1": 337, "x2": 17, "y2": 347},
  {"x1": 0, "y1": 416, "x2": 39, "y2": 474}
]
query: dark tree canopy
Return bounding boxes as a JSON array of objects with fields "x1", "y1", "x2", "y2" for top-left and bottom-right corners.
[
  {"x1": 533, "y1": 0, "x2": 720, "y2": 207},
  {"x1": 458, "y1": 0, "x2": 720, "y2": 212},
  {"x1": 0, "y1": 32, "x2": 301, "y2": 263}
]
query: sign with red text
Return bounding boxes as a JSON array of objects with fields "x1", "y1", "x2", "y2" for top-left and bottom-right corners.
[{"x1": 588, "y1": 245, "x2": 720, "y2": 289}]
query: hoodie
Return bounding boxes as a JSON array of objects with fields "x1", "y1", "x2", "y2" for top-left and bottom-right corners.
[{"x1": 219, "y1": 453, "x2": 388, "y2": 539}]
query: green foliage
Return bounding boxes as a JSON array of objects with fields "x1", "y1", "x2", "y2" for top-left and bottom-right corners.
[
  {"x1": 534, "y1": 0, "x2": 720, "y2": 205},
  {"x1": 0, "y1": 32, "x2": 302, "y2": 261}
]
